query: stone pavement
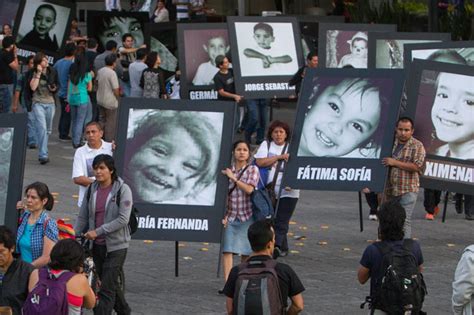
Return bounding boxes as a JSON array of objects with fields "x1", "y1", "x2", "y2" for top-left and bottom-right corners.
[{"x1": 20, "y1": 102, "x2": 472, "y2": 315}]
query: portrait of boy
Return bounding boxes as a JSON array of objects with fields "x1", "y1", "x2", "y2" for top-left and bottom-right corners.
[
  {"x1": 192, "y1": 35, "x2": 230, "y2": 86},
  {"x1": 16, "y1": 0, "x2": 71, "y2": 53},
  {"x1": 234, "y1": 21, "x2": 299, "y2": 77}
]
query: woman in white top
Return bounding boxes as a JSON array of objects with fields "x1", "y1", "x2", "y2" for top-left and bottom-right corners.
[{"x1": 254, "y1": 120, "x2": 300, "y2": 258}]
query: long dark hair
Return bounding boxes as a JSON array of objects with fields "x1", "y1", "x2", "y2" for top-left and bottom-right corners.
[
  {"x1": 25, "y1": 182, "x2": 54, "y2": 211},
  {"x1": 49, "y1": 239, "x2": 85, "y2": 273},
  {"x1": 69, "y1": 52, "x2": 89, "y2": 85}
]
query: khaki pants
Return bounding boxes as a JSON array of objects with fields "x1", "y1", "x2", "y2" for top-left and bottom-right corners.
[{"x1": 98, "y1": 106, "x2": 117, "y2": 142}]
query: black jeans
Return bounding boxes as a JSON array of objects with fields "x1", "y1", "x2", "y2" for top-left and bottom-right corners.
[
  {"x1": 274, "y1": 197, "x2": 299, "y2": 252},
  {"x1": 92, "y1": 245, "x2": 131, "y2": 315},
  {"x1": 58, "y1": 97, "x2": 71, "y2": 138},
  {"x1": 423, "y1": 189, "x2": 441, "y2": 214},
  {"x1": 364, "y1": 192, "x2": 378, "y2": 215}
]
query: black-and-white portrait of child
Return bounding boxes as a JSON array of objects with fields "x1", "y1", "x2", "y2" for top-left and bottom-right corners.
[
  {"x1": 123, "y1": 109, "x2": 224, "y2": 206},
  {"x1": 326, "y1": 31, "x2": 368, "y2": 68},
  {"x1": 87, "y1": 11, "x2": 147, "y2": 52},
  {"x1": 0, "y1": 128, "x2": 14, "y2": 225},
  {"x1": 16, "y1": 0, "x2": 71, "y2": 52},
  {"x1": 145, "y1": 23, "x2": 178, "y2": 77},
  {"x1": 414, "y1": 67, "x2": 474, "y2": 161},
  {"x1": 297, "y1": 76, "x2": 393, "y2": 159},
  {"x1": 183, "y1": 29, "x2": 230, "y2": 86},
  {"x1": 234, "y1": 22, "x2": 299, "y2": 77}
]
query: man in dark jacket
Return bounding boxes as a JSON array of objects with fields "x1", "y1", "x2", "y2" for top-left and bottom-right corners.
[
  {"x1": 0, "y1": 226, "x2": 34, "y2": 315},
  {"x1": 288, "y1": 51, "x2": 318, "y2": 97}
]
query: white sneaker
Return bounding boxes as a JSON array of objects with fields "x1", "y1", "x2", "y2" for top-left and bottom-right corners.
[{"x1": 369, "y1": 214, "x2": 378, "y2": 221}]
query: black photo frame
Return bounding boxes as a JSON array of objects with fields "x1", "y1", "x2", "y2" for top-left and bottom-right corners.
[
  {"x1": 227, "y1": 16, "x2": 304, "y2": 99},
  {"x1": 114, "y1": 98, "x2": 236, "y2": 243},
  {"x1": 282, "y1": 68, "x2": 404, "y2": 192},
  {"x1": 294, "y1": 15, "x2": 344, "y2": 62},
  {"x1": 144, "y1": 22, "x2": 178, "y2": 81},
  {"x1": 0, "y1": 114, "x2": 27, "y2": 230},
  {"x1": 405, "y1": 59, "x2": 474, "y2": 194},
  {"x1": 367, "y1": 32, "x2": 451, "y2": 69},
  {"x1": 403, "y1": 40, "x2": 474, "y2": 68},
  {"x1": 177, "y1": 23, "x2": 230, "y2": 100},
  {"x1": 87, "y1": 10, "x2": 149, "y2": 53},
  {"x1": 13, "y1": 0, "x2": 74, "y2": 64},
  {"x1": 318, "y1": 23, "x2": 397, "y2": 69}
]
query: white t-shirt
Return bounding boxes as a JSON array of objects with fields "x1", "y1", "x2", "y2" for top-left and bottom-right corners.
[
  {"x1": 72, "y1": 140, "x2": 113, "y2": 207},
  {"x1": 96, "y1": 67, "x2": 120, "y2": 109},
  {"x1": 254, "y1": 140, "x2": 300, "y2": 199},
  {"x1": 240, "y1": 44, "x2": 298, "y2": 77}
]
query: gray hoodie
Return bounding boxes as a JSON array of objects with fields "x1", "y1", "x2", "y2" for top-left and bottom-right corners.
[
  {"x1": 453, "y1": 245, "x2": 474, "y2": 315},
  {"x1": 75, "y1": 178, "x2": 133, "y2": 252}
]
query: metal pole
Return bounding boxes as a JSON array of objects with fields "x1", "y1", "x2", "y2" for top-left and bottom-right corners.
[
  {"x1": 442, "y1": 191, "x2": 449, "y2": 223},
  {"x1": 358, "y1": 192, "x2": 364, "y2": 232},
  {"x1": 238, "y1": 0, "x2": 245, "y2": 16},
  {"x1": 175, "y1": 241, "x2": 179, "y2": 277},
  {"x1": 428, "y1": 0, "x2": 439, "y2": 32}
]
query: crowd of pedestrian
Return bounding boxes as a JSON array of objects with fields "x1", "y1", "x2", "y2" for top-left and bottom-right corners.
[{"x1": 1, "y1": 4, "x2": 474, "y2": 313}]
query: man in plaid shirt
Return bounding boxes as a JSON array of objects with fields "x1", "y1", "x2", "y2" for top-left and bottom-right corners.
[{"x1": 383, "y1": 117, "x2": 426, "y2": 238}]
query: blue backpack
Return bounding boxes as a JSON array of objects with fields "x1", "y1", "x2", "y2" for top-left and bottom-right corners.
[{"x1": 22, "y1": 268, "x2": 75, "y2": 315}]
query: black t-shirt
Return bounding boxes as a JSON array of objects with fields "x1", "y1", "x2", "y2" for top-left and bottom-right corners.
[
  {"x1": 0, "y1": 49, "x2": 15, "y2": 84},
  {"x1": 360, "y1": 239, "x2": 423, "y2": 297},
  {"x1": 0, "y1": 259, "x2": 34, "y2": 315},
  {"x1": 214, "y1": 68, "x2": 236, "y2": 101},
  {"x1": 223, "y1": 255, "x2": 305, "y2": 307}
]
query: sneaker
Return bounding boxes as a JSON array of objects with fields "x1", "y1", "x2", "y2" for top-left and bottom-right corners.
[
  {"x1": 466, "y1": 214, "x2": 474, "y2": 221},
  {"x1": 369, "y1": 214, "x2": 378, "y2": 221},
  {"x1": 39, "y1": 158, "x2": 49, "y2": 165},
  {"x1": 279, "y1": 250, "x2": 288, "y2": 257},
  {"x1": 433, "y1": 206, "x2": 440, "y2": 216},
  {"x1": 28, "y1": 144, "x2": 37, "y2": 149},
  {"x1": 425, "y1": 213, "x2": 434, "y2": 220}
]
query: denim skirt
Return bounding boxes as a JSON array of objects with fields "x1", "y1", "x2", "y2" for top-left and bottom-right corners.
[{"x1": 222, "y1": 217, "x2": 254, "y2": 255}]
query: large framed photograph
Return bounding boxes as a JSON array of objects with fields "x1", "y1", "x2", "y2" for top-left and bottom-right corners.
[
  {"x1": 227, "y1": 16, "x2": 303, "y2": 98},
  {"x1": 403, "y1": 41, "x2": 474, "y2": 68},
  {"x1": 295, "y1": 15, "x2": 344, "y2": 62},
  {"x1": 13, "y1": 0, "x2": 73, "y2": 63},
  {"x1": 177, "y1": 23, "x2": 230, "y2": 100},
  {"x1": 318, "y1": 23, "x2": 396, "y2": 69},
  {"x1": 0, "y1": 114, "x2": 27, "y2": 230},
  {"x1": 367, "y1": 32, "x2": 451, "y2": 69},
  {"x1": 406, "y1": 59, "x2": 474, "y2": 194},
  {"x1": 145, "y1": 22, "x2": 178, "y2": 81},
  {"x1": 87, "y1": 10, "x2": 148, "y2": 53},
  {"x1": 282, "y1": 68, "x2": 404, "y2": 191},
  {"x1": 114, "y1": 99, "x2": 236, "y2": 242}
]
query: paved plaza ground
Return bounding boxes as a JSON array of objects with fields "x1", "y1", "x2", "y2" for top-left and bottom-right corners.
[{"x1": 19, "y1": 103, "x2": 472, "y2": 314}]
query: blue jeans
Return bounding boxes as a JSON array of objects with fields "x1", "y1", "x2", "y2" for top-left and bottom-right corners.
[
  {"x1": 119, "y1": 79, "x2": 130, "y2": 97},
  {"x1": 20, "y1": 103, "x2": 37, "y2": 146},
  {"x1": 398, "y1": 192, "x2": 418, "y2": 238},
  {"x1": 245, "y1": 99, "x2": 267, "y2": 144},
  {"x1": 33, "y1": 102, "x2": 55, "y2": 159},
  {"x1": 71, "y1": 103, "x2": 89, "y2": 146},
  {"x1": 0, "y1": 84, "x2": 13, "y2": 113}
]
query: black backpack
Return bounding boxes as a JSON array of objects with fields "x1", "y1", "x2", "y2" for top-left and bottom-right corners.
[
  {"x1": 86, "y1": 185, "x2": 138, "y2": 235},
  {"x1": 372, "y1": 239, "x2": 427, "y2": 315},
  {"x1": 233, "y1": 259, "x2": 284, "y2": 315}
]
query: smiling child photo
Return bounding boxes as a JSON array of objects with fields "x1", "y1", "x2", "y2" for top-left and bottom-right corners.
[{"x1": 123, "y1": 109, "x2": 224, "y2": 206}]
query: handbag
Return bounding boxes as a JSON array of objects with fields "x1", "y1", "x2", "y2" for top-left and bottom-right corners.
[
  {"x1": 251, "y1": 176, "x2": 275, "y2": 221},
  {"x1": 265, "y1": 142, "x2": 288, "y2": 208}
]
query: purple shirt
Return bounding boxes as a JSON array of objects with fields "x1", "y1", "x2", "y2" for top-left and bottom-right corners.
[{"x1": 94, "y1": 185, "x2": 112, "y2": 245}]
